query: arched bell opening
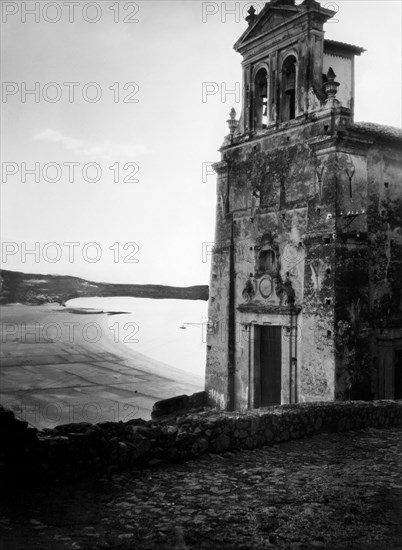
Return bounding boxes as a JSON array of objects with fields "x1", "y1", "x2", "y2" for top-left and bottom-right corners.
[
  {"x1": 253, "y1": 67, "x2": 269, "y2": 130},
  {"x1": 281, "y1": 55, "x2": 297, "y2": 122}
]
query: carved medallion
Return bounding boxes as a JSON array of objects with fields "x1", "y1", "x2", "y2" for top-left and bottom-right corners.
[{"x1": 259, "y1": 276, "x2": 273, "y2": 299}]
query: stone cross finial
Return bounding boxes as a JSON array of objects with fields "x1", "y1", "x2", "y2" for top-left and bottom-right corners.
[
  {"x1": 245, "y1": 6, "x2": 256, "y2": 26},
  {"x1": 323, "y1": 67, "x2": 340, "y2": 106}
]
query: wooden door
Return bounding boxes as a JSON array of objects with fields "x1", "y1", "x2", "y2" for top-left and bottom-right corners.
[
  {"x1": 260, "y1": 326, "x2": 281, "y2": 406},
  {"x1": 395, "y1": 350, "x2": 402, "y2": 399}
]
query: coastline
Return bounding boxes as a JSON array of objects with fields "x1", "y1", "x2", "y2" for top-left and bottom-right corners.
[{"x1": 0, "y1": 303, "x2": 204, "y2": 428}]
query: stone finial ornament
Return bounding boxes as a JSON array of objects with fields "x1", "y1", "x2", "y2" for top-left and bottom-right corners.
[
  {"x1": 323, "y1": 67, "x2": 340, "y2": 106},
  {"x1": 302, "y1": 0, "x2": 320, "y2": 8},
  {"x1": 271, "y1": 0, "x2": 295, "y2": 5},
  {"x1": 227, "y1": 108, "x2": 239, "y2": 142},
  {"x1": 245, "y1": 6, "x2": 256, "y2": 26}
]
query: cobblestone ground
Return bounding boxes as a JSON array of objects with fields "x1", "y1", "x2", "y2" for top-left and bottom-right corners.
[{"x1": 1, "y1": 427, "x2": 401, "y2": 550}]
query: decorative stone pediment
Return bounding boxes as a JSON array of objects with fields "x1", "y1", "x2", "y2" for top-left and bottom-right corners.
[
  {"x1": 234, "y1": 1, "x2": 336, "y2": 55},
  {"x1": 234, "y1": 4, "x2": 299, "y2": 53}
]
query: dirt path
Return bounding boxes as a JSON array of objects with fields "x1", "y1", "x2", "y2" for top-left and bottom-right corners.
[{"x1": 1, "y1": 426, "x2": 401, "y2": 549}]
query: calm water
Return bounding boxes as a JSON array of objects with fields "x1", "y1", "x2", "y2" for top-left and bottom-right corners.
[{"x1": 66, "y1": 297, "x2": 208, "y2": 377}]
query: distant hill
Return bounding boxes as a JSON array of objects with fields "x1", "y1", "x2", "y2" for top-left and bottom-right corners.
[{"x1": 0, "y1": 269, "x2": 209, "y2": 305}]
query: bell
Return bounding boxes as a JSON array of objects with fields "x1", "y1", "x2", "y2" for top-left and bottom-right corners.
[{"x1": 262, "y1": 97, "x2": 268, "y2": 116}]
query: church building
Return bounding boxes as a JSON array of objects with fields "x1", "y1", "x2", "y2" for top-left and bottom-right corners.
[{"x1": 205, "y1": 0, "x2": 402, "y2": 410}]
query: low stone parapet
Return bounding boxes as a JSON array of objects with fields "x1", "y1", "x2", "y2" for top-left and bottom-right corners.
[{"x1": 1, "y1": 399, "x2": 401, "y2": 486}]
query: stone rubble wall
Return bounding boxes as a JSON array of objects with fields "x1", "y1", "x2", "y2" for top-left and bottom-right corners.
[
  {"x1": 1, "y1": 399, "x2": 402, "y2": 486},
  {"x1": 151, "y1": 391, "x2": 208, "y2": 419}
]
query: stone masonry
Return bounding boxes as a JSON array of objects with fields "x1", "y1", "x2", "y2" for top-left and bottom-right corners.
[{"x1": 1, "y1": 399, "x2": 401, "y2": 487}]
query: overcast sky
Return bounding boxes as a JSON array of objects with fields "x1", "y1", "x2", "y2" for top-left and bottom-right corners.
[{"x1": 1, "y1": 0, "x2": 401, "y2": 286}]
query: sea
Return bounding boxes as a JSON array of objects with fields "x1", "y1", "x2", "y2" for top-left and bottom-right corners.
[{"x1": 66, "y1": 297, "x2": 208, "y2": 378}]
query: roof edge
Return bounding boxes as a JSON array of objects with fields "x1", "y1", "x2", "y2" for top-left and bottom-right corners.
[
  {"x1": 324, "y1": 39, "x2": 366, "y2": 56},
  {"x1": 349, "y1": 122, "x2": 402, "y2": 142}
]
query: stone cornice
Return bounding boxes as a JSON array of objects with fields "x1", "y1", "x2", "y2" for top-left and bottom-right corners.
[
  {"x1": 335, "y1": 131, "x2": 375, "y2": 155},
  {"x1": 221, "y1": 108, "x2": 352, "y2": 152},
  {"x1": 212, "y1": 161, "x2": 228, "y2": 175},
  {"x1": 308, "y1": 125, "x2": 375, "y2": 156},
  {"x1": 238, "y1": 303, "x2": 302, "y2": 315}
]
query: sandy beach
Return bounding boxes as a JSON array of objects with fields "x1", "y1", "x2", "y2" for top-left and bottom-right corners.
[{"x1": 0, "y1": 304, "x2": 204, "y2": 428}]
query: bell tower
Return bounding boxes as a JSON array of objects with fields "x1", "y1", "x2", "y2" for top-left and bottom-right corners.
[
  {"x1": 206, "y1": 0, "x2": 401, "y2": 410},
  {"x1": 234, "y1": 0, "x2": 363, "y2": 135}
]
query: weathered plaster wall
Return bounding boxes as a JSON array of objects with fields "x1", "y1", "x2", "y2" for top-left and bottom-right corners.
[
  {"x1": 299, "y1": 146, "x2": 338, "y2": 402},
  {"x1": 367, "y1": 143, "x2": 402, "y2": 398},
  {"x1": 207, "y1": 111, "x2": 402, "y2": 409},
  {"x1": 206, "y1": 254, "x2": 230, "y2": 409},
  {"x1": 329, "y1": 139, "x2": 402, "y2": 400},
  {"x1": 207, "y1": 116, "x2": 349, "y2": 409},
  {"x1": 367, "y1": 145, "x2": 402, "y2": 321},
  {"x1": 206, "y1": 163, "x2": 231, "y2": 409}
]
